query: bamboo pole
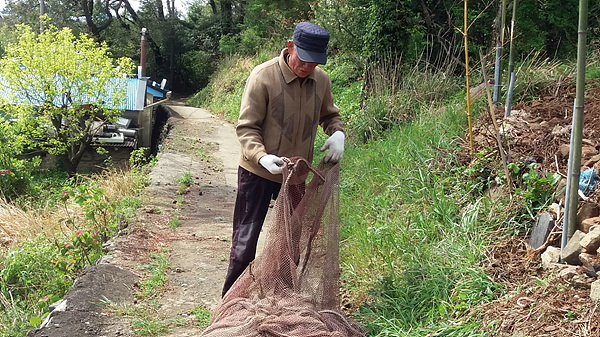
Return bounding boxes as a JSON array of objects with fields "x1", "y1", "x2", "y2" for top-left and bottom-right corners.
[
  {"x1": 493, "y1": 0, "x2": 508, "y2": 104},
  {"x1": 561, "y1": 0, "x2": 589, "y2": 257},
  {"x1": 464, "y1": 0, "x2": 473, "y2": 152},
  {"x1": 504, "y1": 0, "x2": 518, "y2": 117}
]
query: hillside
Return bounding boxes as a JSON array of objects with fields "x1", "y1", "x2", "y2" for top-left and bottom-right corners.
[{"x1": 470, "y1": 80, "x2": 600, "y2": 336}]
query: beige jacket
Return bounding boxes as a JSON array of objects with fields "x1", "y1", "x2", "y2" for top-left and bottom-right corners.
[{"x1": 237, "y1": 49, "x2": 344, "y2": 183}]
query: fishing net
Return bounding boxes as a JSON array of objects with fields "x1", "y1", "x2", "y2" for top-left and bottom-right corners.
[{"x1": 201, "y1": 157, "x2": 366, "y2": 337}]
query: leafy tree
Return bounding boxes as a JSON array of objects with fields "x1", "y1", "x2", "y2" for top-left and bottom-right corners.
[
  {"x1": 0, "y1": 0, "x2": 85, "y2": 34},
  {"x1": 0, "y1": 22, "x2": 134, "y2": 177}
]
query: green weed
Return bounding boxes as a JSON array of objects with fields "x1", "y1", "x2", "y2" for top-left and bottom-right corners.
[
  {"x1": 191, "y1": 305, "x2": 211, "y2": 328},
  {"x1": 136, "y1": 253, "x2": 171, "y2": 300},
  {"x1": 169, "y1": 214, "x2": 181, "y2": 230},
  {"x1": 177, "y1": 172, "x2": 194, "y2": 195}
]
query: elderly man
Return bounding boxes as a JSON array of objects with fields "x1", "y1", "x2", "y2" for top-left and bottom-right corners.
[{"x1": 222, "y1": 22, "x2": 345, "y2": 297}]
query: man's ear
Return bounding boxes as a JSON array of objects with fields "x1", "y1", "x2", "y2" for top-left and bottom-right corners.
[{"x1": 287, "y1": 40, "x2": 294, "y2": 50}]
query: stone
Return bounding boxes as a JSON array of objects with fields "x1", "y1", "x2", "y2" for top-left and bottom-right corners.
[
  {"x1": 591, "y1": 280, "x2": 600, "y2": 302},
  {"x1": 558, "y1": 144, "x2": 570, "y2": 159},
  {"x1": 582, "y1": 146, "x2": 598, "y2": 161},
  {"x1": 559, "y1": 265, "x2": 579, "y2": 279},
  {"x1": 561, "y1": 230, "x2": 586, "y2": 265},
  {"x1": 541, "y1": 246, "x2": 561, "y2": 270},
  {"x1": 579, "y1": 252, "x2": 597, "y2": 270},
  {"x1": 584, "y1": 154, "x2": 600, "y2": 167},
  {"x1": 577, "y1": 203, "x2": 600, "y2": 227},
  {"x1": 551, "y1": 125, "x2": 570, "y2": 137},
  {"x1": 530, "y1": 213, "x2": 555, "y2": 249},
  {"x1": 582, "y1": 217, "x2": 600, "y2": 234},
  {"x1": 581, "y1": 226, "x2": 600, "y2": 253},
  {"x1": 549, "y1": 203, "x2": 561, "y2": 220},
  {"x1": 572, "y1": 274, "x2": 591, "y2": 289}
]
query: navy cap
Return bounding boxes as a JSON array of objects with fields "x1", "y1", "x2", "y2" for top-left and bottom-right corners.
[{"x1": 293, "y1": 22, "x2": 329, "y2": 65}]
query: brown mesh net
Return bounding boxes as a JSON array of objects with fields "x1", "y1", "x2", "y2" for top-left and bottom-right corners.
[{"x1": 201, "y1": 157, "x2": 366, "y2": 337}]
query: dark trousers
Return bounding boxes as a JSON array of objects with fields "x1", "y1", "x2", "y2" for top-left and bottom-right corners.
[{"x1": 221, "y1": 167, "x2": 281, "y2": 297}]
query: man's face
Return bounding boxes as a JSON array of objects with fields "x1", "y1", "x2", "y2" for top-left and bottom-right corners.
[{"x1": 287, "y1": 41, "x2": 318, "y2": 78}]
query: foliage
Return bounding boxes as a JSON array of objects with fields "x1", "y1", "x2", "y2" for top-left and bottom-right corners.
[
  {"x1": 54, "y1": 230, "x2": 103, "y2": 275},
  {"x1": 177, "y1": 171, "x2": 194, "y2": 195},
  {"x1": 338, "y1": 111, "x2": 502, "y2": 334},
  {"x1": 0, "y1": 235, "x2": 73, "y2": 336},
  {"x1": 346, "y1": 56, "x2": 461, "y2": 141},
  {"x1": 136, "y1": 253, "x2": 171, "y2": 300},
  {"x1": 508, "y1": 51, "x2": 576, "y2": 101},
  {"x1": 63, "y1": 177, "x2": 142, "y2": 242},
  {"x1": 187, "y1": 55, "x2": 256, "y2": 120},
  {"x1": 0, "y1": 22, "x2": 134, "y2": 176},
  {"x1": 510, "y1": 162, "x2": 561, "y2": 219},
  {"x1": 0, "y1": 150, "x2": 151, "y2": 336},
  {"x1": 191, "y1": 305, "x2": 212, "y2": 328},
  {"x1": 0, "y1": 119, "x2": 41, "y2": 200},
  {"x1": 178, "y1": 49, "x2": 216, "y2": 90},
  {"x1": 12, "y1": 169, "x2": 71, "y2": 209},
  {"x1": 362, "y1": 0, "x2": 422, "y2": 62}
]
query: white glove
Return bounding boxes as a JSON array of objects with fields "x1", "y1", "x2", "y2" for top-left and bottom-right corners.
[
  {"x1": 320, "y1": 130, "x2": 345, "y2": 163},
  {"x1": 259, "y1": 154, "x2": 284, "y2": 174}
]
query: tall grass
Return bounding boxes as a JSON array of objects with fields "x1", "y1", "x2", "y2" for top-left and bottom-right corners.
[
  {"x1": 331, "y1": 56, "x2": 507, "y2": 335},
  {"x1": 338, "y1": 101, "x2": 504, "y2": 333}
]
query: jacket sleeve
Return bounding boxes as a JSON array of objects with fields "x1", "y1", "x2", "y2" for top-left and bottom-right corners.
[
  {"x1": 319, "y1": 76, "x2": 344, "y2": 136},
  {"x1": 236, "y1": 70, "x2": 269, "y2": 165}
]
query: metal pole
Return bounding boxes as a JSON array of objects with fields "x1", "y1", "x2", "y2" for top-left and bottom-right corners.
[
  {"x1": 40, "y1": 0, "x2": 45, "y2": 33},
  {"x1": 505, "y1": 72, "x2": 516, "y2": 117},
  {"x1": 140, "y1": 28, "x2": 148, "y2": 77},
  {"x1": 561, "y1": 0, "x2": 589, "y2": 256}
]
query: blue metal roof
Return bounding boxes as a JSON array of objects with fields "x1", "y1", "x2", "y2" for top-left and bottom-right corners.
[{"x1": 0, "y1": 77, "x2": 164, "y2": 112}]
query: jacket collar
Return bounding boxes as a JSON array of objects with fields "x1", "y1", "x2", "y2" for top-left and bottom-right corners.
[{"x1": 279, "y1": 48, "x2": 317, "y2": 84}]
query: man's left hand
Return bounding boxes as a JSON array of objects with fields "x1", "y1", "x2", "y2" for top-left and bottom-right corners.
[{"x1": 320, "y1": 130, "x2": 345, "y2": 163}]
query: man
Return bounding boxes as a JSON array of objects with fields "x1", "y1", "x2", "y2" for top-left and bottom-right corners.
[{"x1": 222, "y1": 22, "x2": 345, "y2": 297}]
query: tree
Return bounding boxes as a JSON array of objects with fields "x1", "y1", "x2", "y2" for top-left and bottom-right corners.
[{"x1": 0, "y1": 22, "x2": 134, "y2": 176}]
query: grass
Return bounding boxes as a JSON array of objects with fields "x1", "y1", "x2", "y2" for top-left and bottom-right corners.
[
  {"x1": 0, "y1": 164, "x2": 149, "y2": 337},
  {"x1": 102, "y1": 252, "x2": 174, "y2": 336},
  {"x1": 338, "y1": 104, "x2": 505, "y2": 335},
  {"x1": 187, "y1": 55, "x2": 256, "y2": 121}
]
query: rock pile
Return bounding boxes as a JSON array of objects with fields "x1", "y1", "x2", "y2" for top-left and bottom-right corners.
[{"x1": 535, "y1": 145, "x2": 600, "y2": 302}]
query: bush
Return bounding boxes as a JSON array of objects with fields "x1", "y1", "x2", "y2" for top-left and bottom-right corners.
[
  {"x1": 178, "y1": 50, "x2": 217, "y2": 91},
  {"x1": 239, "y1": 28, "x2": 265, "y2": 56},
  {"x1": 0, "y1": 120, "x2": 40, "y2": 200},
  {"x1": 0, "y1": 236, "x2": 71, "y2": 300},
  {"x1": 219, "y1": 34, "x2": 239, "y2": 56}
]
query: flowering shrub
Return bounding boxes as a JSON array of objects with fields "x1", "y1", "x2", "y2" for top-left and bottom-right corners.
[{"x1": 54, "y1": 230, "x2": 103, "y2": 275}]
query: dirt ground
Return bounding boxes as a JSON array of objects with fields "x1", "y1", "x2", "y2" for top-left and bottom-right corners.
[
  {"x1": 469, "y1": 79, "x2": 600, "y2": 336},
  {"x1": 28, "y1": 99, "x2": 248, "y2": 336}
]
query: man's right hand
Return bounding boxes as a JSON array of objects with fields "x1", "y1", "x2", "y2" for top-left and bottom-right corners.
[{"x1": 259, "y1": 154, "x2": 284, "y2": 174}]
